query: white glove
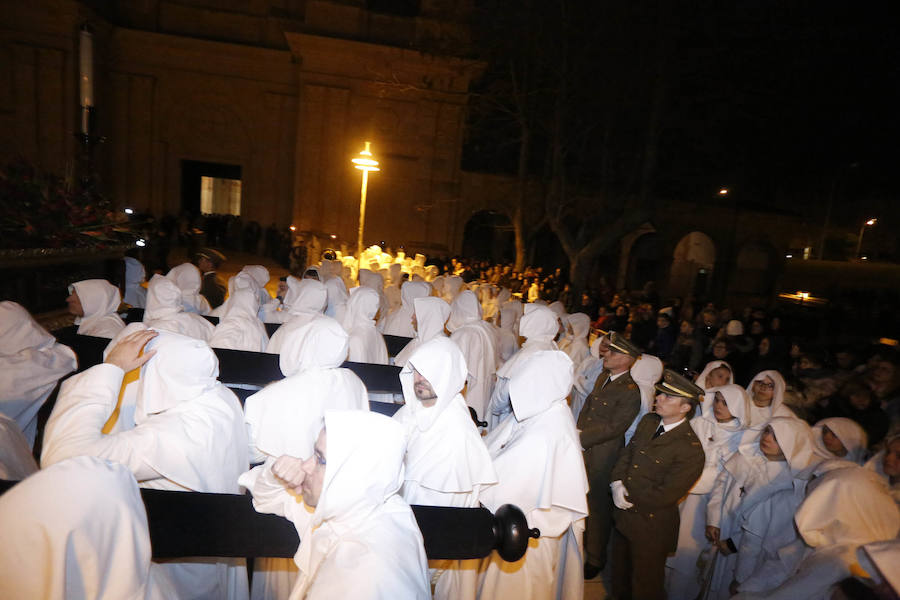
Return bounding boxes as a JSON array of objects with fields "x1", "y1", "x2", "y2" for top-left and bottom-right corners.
[{"x1": 610, "y1": 480, "x2": 634, "y2": 510}]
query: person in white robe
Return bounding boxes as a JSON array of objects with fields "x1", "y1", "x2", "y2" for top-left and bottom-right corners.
[
  {"x1": 0, "y1": 414, "x2": 38, "y2": 479},
  {"x1": 811, "y1": 417, "x2": 868, "y2": 465},
  {"x1": 448, "y1": 290, "x2": 498, "y2": 422},
  {"x1": 864, "y1": 432, "x2": 900, "y2": 505},
  {"x1": 0, "y1": 455, "x2": 176, "y2": 599},
  {"x1": 393, "y1": 296, "x2": 451, "y2": 367},
  {"x1": 665, "y1": 384, "x2": 750, "y2": 600},
  {"x1": 571, "y1": 334, "x2": 609, "y2": 421},
  {"x1": 41, "y1": 328, "x2": 250, "y2": 600},
  {"x1": 212, "y1": 265, "x2": 274, "y2": 321},
  {"x1": 479, "y1": 350, "x2": 589, "y2": 600},
  {"x1": 167, "y1": 262, "x2": 213, "y2": 315},
  {"x1": 239, "y1": 411, "x2": 431, "y2": 599},
  {"x1": 266, "y1": 278, "x2": 328, "y2": 354},
  {"x1": 732, "y1": 464, "x2": 900, "y2": 600},
  {"x1": 745, "y1": 369, "x2": 796, "y2": 428},
  {"x1": 489, "y1": 303, "x2": 560, "y2": 429},
  {"x1": 385, "y1": 263, "x2": 403, "y2": 312},
  {"x1": 123, "y1": 256, "x2": 148, "y2": 308},
  {"x1": 432, "y1": 275, "x2": 446, "y2": 299},
  {"x1": 67, "y1": 279, "x2": 126, "y2": 338},
  {"x1": 704, "y1": 416, "x2": 819, "y2": 600},
  {"x1": 625, "y1": 353, "x2": 664, "y2": 445},
  {"x1": 358, "y1": 269, "x2": 391, "y2": 330},
  {"x1": 495, "y1": 303, "x2": 520, "y2": 366},
  {"x1": 558, "y1": 312, "x2": 591, "y2": 367},
  {"x1": 393, "y1": 336, "x2": 497, "y2": 600},
  {"x1": 240, "y1": 264, "x2": 274, "y2": 309},
  {"x1": 324, "y1": 277, "x2": 349, "y2": 324},
  {"x1": 343, "y1": 287, "x2": 389, "y2": 365},
  {"x1": 243, "y1": 318, "x2": 368, "y2": 600},
  {"x1": 210, "y1": 285, "x2": 269, "y2": 352},
  {"x1": 443, "y1": 275, "x2": 464, "y2": 303},
  {"x1": 695, "y1": 359, "x2": 734, "y2": 391},
  {"x1": 0, "y1": 301, "x2": 77, "y2": 447},
  {"x1": 143, "y1": 274, "x2": 215, "y2": 341},
  {"x1": 381, "y1": 280, "x2": 432, "y2": 338}
]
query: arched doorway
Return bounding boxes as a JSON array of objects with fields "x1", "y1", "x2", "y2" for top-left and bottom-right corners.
[
  {"x1": 669, "y1": 232, "x2": 716, "y2": 301},
  {"x1": 460, "y1": 210, "x2": 514, "y2": 262},
  {"x1": 626, "y1": 232, "x2": 662, "y2": 291}
]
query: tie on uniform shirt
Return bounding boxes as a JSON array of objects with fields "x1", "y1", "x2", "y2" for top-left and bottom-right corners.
[{"x1": 652, "y1": 424, "x2": 665, "y2": 439}]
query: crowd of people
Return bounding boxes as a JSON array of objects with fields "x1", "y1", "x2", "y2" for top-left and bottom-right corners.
[{"x1": 1, "y1": 242, "x2": 899, "y2": 600}]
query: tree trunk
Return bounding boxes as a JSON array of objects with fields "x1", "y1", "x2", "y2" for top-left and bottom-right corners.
[{"x1": 513, "y1": 125, "x2": 530, "y2": 272}]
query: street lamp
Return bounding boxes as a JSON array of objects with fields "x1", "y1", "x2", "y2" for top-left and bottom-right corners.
[
  {"x1": 718, "y1": 188, "x2": 729, "y2": 196},
  {"x1": 352, "y1": 141, "x2": 380, "y2": 266},
  {"x1": 855, "y1": 217, "x2": 877, "y2": 258}
]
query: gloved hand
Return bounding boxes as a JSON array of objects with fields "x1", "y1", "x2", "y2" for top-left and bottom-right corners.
[{"x1": 610, "y1": 480, "x2": 634, "y2": 510}]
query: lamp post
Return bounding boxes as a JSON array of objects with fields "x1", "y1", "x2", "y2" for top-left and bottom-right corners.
[
  {"x1": 855, "y1": 217, "x2": 876, "y2": 259},
  {"x1": 352, "y1": 141, "x2": 380, "y2": 268}
]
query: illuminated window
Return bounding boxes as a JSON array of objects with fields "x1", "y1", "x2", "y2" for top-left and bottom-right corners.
[{"x1": 200, "y1": 176, "x2": 241, "y2": 216}]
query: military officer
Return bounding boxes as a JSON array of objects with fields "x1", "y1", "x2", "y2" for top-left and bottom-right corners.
[
  {"x1": 195, "y1": 248, "x2": 227, "y2": 309},
  {"x1": 610, "y1": 369, "x2": 705, "y2": 600},
  {"x1": 577, "y1": 331, "x2": 643, "y2": 578}
]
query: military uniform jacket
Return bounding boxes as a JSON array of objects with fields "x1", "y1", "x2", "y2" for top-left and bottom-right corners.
[
  {"x1": 577, "y1": 370, "x2": 642, "y2": 477},
  {"x1": 201, "y1": 271, "x2": 227, "y2": 309},
  {"x1": 611, "y1": 413, "x2": 705, "y2": 552}
]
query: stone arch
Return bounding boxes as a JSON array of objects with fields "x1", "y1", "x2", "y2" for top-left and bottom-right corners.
[
  {"x1": 668, "y1": 231, "x2": 716, "y2": 300},
  {"x1": 460, "y1": 210, "x2": 514, "y2": 262},
  {"x1": 625, "y1": 231, "x2": 663, "y2": 291}
]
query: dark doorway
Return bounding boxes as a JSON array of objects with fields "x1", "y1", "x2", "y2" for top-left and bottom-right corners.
[
  {"x1": 181, "y1": 160, "x2": 241, "y2": 216},
  {"x1": 461, "y1": 211, "x2": 514, "y2": 263}
]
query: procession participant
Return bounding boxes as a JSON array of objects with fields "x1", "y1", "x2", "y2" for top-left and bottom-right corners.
[
  {"x1": 393, "y1": 296, "x2": 451, "y2": 367},
  {"x1": 324, "y1": 277, "x2": 349, "y2": 324},
  {"x1": 142, "y1": 274, "x2": 215, "y2": 341},
  {"x1": 704, "y1": 416, "x2": 819, "y2": 599},
  {"x1": 67, "y1": 278, "x2": 126, "y2": 338},
  {"x1": 394, "y1": 337, "x2": 497, "y2": 600},
  {"x1": 123, "y1": 256, "x2": 148, "y2": 308},
  {"x1": 625, "y1": 353, "x2": 664, "y2": 445},
  {"x1": 196, "y1": 247, "x2": 227, "y2": 309},
  {"x1": 495, "y1": 303, "x2": 520, "y2": 365},
  {"x1": 41, "y1": 329, "x2": 250, "y2": 600},
  {"x1": 381, "y1": 280, "x2": 432, "y2": 338},
  {"x1": 209, "y1": 285, "x2": 269, "y2": 352},
  {"x1": 239, "y1": 411, "x2": 431, "y2": 599},
  {"x1": 695, "y1": 359, "x2": 734, "y2": 391},
  {"x1": 559, "y1": 313, "x2": 591, "y2": 367},
  {"x1": 665, "y1": 384, "x2": 749, "y2": 600},
  {"x1": 0, "y1": 301, "x2": 77, "y2": 447},
  {"x1": 265, "y1": 278, "x2": 327, "y2": 354},
  {"x1": 0, "y1": 456, "x2": 176, "y2": 599},
  {"x1": 479, "y1": 350, "x2": 589, "y2": 600},
  {"x1": 385, "y1": 263, "x2": 404, "y2": 312},
  {"x1": 244, "y1": 318, "x2": 368, "y2": 599},
  {"x1": 610, "y1": 369, "x2": 705, "y2": 600},
  {"x1": 358, "y1": 269, "x2": 391, "y2": 330},
  {"x1": 810, "y1": 417, "x2": 868, "y2": 465},
  {"x1": 578, "y1": 332, "x2": 643, "y2": 578},
  {"x1": 865, "y1": 432, "x2": 900, "y2": 505},
  {"x1": 0, "y1": 414, "x2": 38, "y2": 479},
  {"x1": 745, "y1": 370, "x2": 796, "y2": 427},
  {"x1": 448, "y1": 290, "x2": 498, "y2": 422},
  {"x1": 167, "y1": 262, "x2": 212, "y2": 315},
  {"x1": 343, "y1": 287, "x2": 388, "y2": 365},
  {"x1": 571, "y1": 333, "x2": 610, "y2": 422}
]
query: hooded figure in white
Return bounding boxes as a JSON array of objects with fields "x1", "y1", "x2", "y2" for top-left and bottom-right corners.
[
  {"x1": 343, "y1": 287, "x2": 389, "y2": 365},
  {"x1": 495, "y1": 303, "x2": 521, "y2": 366},
  {"x1": 704, "y1": 416, "x2": 820, "y2": 600},
  {"x1": 167, "y1": 262, "x2": 213, "y2": 315},
  {"x1": 442, "y1": 275, "x2": 464, "y2": 303},
  {"x1": 625, "y1": 353, "x2": 664, "y2": 445},
  {"x1": 479, "y1": 350, "x2": 589, "y2": 600},
  {"x1": 243, "y1": 318, "x2": 368, "y2": 600},
  {"x1": 239, "y1": 411, "x2": 431, "y2": 600},
  {"x1": 0, "y1": 456, "x2": 176, "y2": 600},
  {"x1": 696, "y1": 360, "x2": 734, "y2": 391},
  {"x1": 558, "y1": 312, "x2": 590, "y2": 367},
  {"x1": 571, "y1": 334, "x2": 608, "y2": 421},
  {"x1": 358, "y1": 269, "x2": 391, "y2": 330},
  {"x1": 0, "y1": 414, "x2": 38, "y2": 480},
  {"x1": 666, "y1": 384, "x2": 750, "y2": 600},
  {"x1": 393, "y1": 336, "x2": 497, "y2": 600},
  {"x1": 448, "y1": 290, "x2": 498, "y2": 421},
  {"x1": 0, "y1": 301, "x2": 77, "y2": 447},
  {"x1": 123, "y1": 256, "x2": 148, "y2": 308},
  {"x1": 745, "y1": 370, "x2": 796, "y2": 428},
  {"x1": 68, "y1": 279, "x2": 126, "y2": 338},
  {"x1": 810, "y1": 417, "x2": 868, "y2": 466},
  {"x1": 143, "y1": 274, "x2": 215, "y2": 341},
  {"x1": 393, "y1": 296, "x2": 451, "y2": 367},
  {"x1": 864, "y1": 433, "x2": 900, "y2": 505},
  {"x1": 41, "y1": 330, "x2": 250, "y2": 600},
  {"x1": 324, "y1": 277, "x2": 349, "y2": 324},
  {"x1": 488, "y1": 303, "x2": 559, "y2": 429},
  {"x1": 384, "y1": 263, "x2": 404, "y2": 312},
  {"x1": 212, "y1": 265, "x2": 273, "y2": 321},
  {"x1": 266, "y1": 279, "x2": 328, "y2": 354},
  {"x1": 381, "y1": 280, "x2": 432, "y2": 338},
  {"x1": 732, "y1": 465, "x2": 900, "y2": 600},
  {"x1": 210, "y1": 283, "x2": 269, "y2": 352}
]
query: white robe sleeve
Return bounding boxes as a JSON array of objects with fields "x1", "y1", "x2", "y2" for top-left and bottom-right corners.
[
  {"x1": 706, "y1": 468, "x2": 730, "y2": 529},
  {"x1": 238, "y1": 459, "x2": 313, "y2": 532},
  {"x1": 40, "y1": 364, "x2": 161, "y2": 481}
]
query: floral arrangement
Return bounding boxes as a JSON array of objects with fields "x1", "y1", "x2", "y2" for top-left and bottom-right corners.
[{"x1": 0, "y1": 157, "x2": 128, "y2": 250}]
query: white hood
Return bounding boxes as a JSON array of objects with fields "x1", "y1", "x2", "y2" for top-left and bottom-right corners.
[
  {"x1": 166, "y1": 263, "x2": 211, "y2": 315},
  {"x1": 69, "y1": 279, "x2": 125, "y2": 338}
]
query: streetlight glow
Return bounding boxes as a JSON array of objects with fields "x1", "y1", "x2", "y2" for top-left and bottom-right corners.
[
  {"x1": 856, "y1": 216, "x2": 878, "y2": 258},
  {"x1": 718, "y1": 188, "x2": 729, "y2": 195},
  {"x1": 866, "y1": 218, "x2": 877, "y2": 226},
  {"x1": 352, "y1": 142, "x2": 380, "y2": 266}
]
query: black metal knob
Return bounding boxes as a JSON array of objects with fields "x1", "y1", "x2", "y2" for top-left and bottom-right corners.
[{"x1": 492, "y1": 504, "x2": 540, "y2": 562}]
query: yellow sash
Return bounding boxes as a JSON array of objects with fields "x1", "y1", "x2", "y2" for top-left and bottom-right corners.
[{"x1": 102, "y1": 357, "x2": 141, "y2": 434}]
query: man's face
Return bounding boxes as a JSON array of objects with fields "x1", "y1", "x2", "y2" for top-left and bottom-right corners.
[
  {"x1": 604, "y1": 349, "x2": 634, "y2": 373},
  {"x1": 654, "y1": 393, "x2": 689, "y2": 421},
  {"x1": 412, "y1": 368, "x2": 437, "y2": 407},
  {"x1": 300, "y1": 429, "x2": 327, "y2": 507},
  {"x1": 66, "y1": 289, "x2": 84, "y2": 317},
  {"x1": 596, "y1": 337, "x2": 611, "y2": 359}
]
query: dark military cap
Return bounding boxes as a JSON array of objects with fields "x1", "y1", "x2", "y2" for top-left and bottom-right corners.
[
  {"x1": 607, "y1": 331, "x2": 642, "y2": 358},
  {"x1": 196, "y1": 248, "x2": 226, "y2": 267},
  {"x1": 654, "y1": 369, "x2": 705, "y2": 401}
]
